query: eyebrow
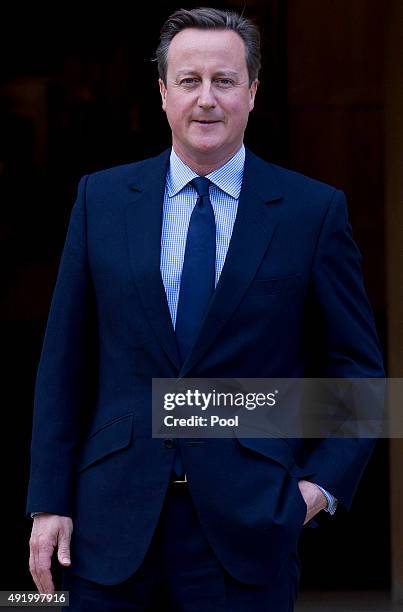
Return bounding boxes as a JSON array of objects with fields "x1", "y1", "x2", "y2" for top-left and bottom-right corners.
[{"x1": 175, "y1": 69, "x2": 239, "y2": 78}]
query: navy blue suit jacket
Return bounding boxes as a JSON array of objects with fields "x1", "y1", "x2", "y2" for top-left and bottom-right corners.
[{"x1": 26, "y1": 148, "x2": 384, "y2": 586}]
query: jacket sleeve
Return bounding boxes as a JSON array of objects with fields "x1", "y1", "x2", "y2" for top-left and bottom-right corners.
[
  {"x1": 26, "y1": 175, "x2": 98, "y2": 517},
  {"x1": 301, "y1": 189, "x2": 385, "y2": 510}
]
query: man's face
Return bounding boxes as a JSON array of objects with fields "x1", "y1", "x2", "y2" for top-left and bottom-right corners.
[{"x1": 159, "y1": 28, "x2": 258, "y2": 167}]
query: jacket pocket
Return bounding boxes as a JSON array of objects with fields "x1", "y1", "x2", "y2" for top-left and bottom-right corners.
[
  {"x1": 77, "y1": 413, "x2": 134, "y2": 472},
  {"x1": 235, "y1": 435, "x2": 296, "y2": 471},
  {"x1": 247, "y1": 273, "x2": 301, "y2": 296},
  {"x1": 235, "y1": 433, "x2": 316, "y2": 480}
]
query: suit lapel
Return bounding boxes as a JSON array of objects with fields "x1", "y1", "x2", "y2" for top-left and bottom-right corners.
[
  {"x1": 125, "y1": 149, "x2": 181, "y2": 370},
  {"x1": 179, "y1": 149, "x2": 283, "y2": 377}
]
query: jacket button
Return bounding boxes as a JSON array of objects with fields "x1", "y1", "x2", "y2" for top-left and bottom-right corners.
[{"x1": 164, "y1": 439, "x2": 175, "y2": 449}]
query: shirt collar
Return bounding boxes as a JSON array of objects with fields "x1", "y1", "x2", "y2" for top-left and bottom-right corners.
[{"x1": 167, "y1": 144, "x2": 245, "y2": 199}]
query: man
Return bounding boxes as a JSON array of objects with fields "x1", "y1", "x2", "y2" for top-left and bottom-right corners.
[{"x1": 27, "y1": 7, "x2": 384, "y2": 611}]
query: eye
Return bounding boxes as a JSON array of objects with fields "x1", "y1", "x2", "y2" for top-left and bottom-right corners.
[
  {"x1": 180, "y1": 78, "x2": 199, "y2": 86},
  {"x1": 215, "y1": 78, "x2": 234, "y2": 87}
]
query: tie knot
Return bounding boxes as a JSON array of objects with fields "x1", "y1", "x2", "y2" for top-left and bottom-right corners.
[{"x1": 191, "y1": 176, "x2": 211, "y2": 198}]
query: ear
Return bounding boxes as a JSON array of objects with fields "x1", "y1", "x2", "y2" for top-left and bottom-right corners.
[
  {"x1": 248, "y1": 79, "x2": 259, "y2": 112},
  {"x1": 159, "y1": 78, "x2": 167, "y2": 111}
]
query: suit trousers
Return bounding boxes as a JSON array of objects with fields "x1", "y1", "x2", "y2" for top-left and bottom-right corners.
[{"x1": 61, "y1": 481, "x2": 301, "y2": 611}]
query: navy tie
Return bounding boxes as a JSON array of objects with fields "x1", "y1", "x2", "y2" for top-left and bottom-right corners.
[
  {"x1": 175, "y1": 177, "x2": 216, "y2": 361},
  {"x1": 173, "y1": 176, "x2": 216, "y2": 477}
]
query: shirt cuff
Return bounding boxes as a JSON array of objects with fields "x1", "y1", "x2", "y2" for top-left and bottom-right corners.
[{"x1": 316, "y1": 485, "x2": 338, "y2": 515}]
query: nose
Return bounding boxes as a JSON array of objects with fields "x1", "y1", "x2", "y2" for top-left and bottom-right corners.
[{"x1": 197, "y1": 81, "x2": 217, "y2": 109}]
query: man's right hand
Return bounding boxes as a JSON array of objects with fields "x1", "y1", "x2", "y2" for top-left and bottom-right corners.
[{"x1": 29, "y1": 514, "x2": 73, "y2": 594}]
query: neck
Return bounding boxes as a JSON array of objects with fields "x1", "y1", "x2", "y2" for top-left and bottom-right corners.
[{"x1": 172, "y1": 143, "x2": 243, "y2": 176}]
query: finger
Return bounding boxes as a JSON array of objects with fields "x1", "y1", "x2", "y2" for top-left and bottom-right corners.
[
  {"x1": 29, "y1": 541, "x2": 46, "y2": 594},
  {"x1": 37, "y1": 544, "x2": 55, "y2": 594},
  {"x1": 57, "y1": 529, "x2": 72, "y2": 567},
  {"x1": 29, "y1": 548, "x2": 41, "y2": 593},
  {"x1": 37, "y1": 566, "x2": 55, "y2": 594}
]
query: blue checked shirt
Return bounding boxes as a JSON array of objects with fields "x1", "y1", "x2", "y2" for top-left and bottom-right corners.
[
  {"x1": 159, "y1": 145, "x2": 337, "y2": 516},
  {"x1": 160, "y1": 146, "x2": 243, "y2": 330}
]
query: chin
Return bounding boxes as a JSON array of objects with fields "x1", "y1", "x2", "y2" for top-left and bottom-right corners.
[{"x1": 190, "y1": 139, "x2": 224, "y2": 156}]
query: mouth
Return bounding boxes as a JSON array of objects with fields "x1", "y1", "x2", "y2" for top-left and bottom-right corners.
[{"x1": 192, "y1": 120, "x2": 221, "y2": 125}]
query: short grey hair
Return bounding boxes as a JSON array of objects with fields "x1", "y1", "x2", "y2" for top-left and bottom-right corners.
[{"x1": 155, "y1": 7, "x2": 261, "y2": 87}]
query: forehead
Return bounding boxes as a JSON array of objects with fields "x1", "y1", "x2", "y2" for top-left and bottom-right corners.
[{"x1": 166, "y1": 28, "x2": 247, "y2": 74}]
